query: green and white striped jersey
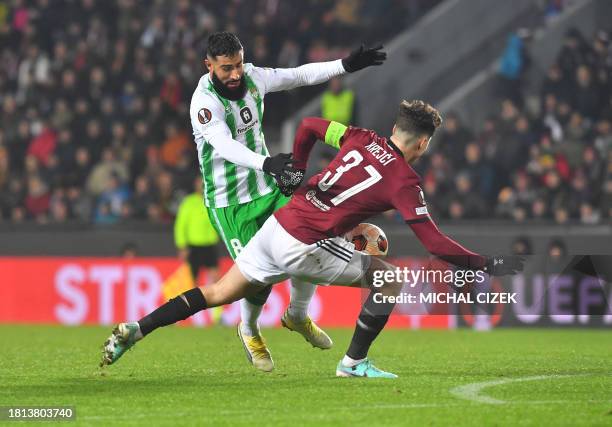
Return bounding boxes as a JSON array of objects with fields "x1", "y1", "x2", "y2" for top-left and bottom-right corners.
[{"x1": 190, "y1": 60, "x2": 345, "y2": 208}]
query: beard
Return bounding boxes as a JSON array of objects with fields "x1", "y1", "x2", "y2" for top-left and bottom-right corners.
[{"x1": 211, "y1": 71, "x2": 247, "y2": 101}]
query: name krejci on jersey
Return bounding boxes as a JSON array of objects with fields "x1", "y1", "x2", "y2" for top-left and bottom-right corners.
[{"x1": 364, "y1": 141, "x2": 397, "y2": 166}]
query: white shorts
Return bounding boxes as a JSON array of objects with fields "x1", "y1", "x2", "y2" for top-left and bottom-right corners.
[{"x1": 236, "y1": 215, "x2": 371, "y2": 287}]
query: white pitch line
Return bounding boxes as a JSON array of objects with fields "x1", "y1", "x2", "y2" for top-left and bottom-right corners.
[{"x1": 450, "y1": 374, "x2": 581, "y2": 404}]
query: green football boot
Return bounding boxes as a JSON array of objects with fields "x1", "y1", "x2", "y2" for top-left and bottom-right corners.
[
  {"x1": 100, "y1": 322, "x2": 141, "y2": 367},
  {"x1": 335, "y1": 358, "x2": 398, "y2": 378}
]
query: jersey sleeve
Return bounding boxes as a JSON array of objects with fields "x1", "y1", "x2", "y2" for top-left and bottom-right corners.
[
  {"x1": 250, "y1": 60, "x2": 345, "y2": 94},
  {"x1": 391, "y1": 184, "x2": 430, "y2": 223},
  {"x1": 190, "y1": 94, "x2": 266, "y2": 170},
  {"x1": 293, "y1": 118, "x2": 351, "y2": 169}
]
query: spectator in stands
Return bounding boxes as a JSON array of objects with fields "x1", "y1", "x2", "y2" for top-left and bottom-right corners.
[
  {"x1": 541, "y1": 63, "x2": 571, "y2": 103},
  {"x1": 557, "y1": 28, "x2": 591, "y2": 82},
  {"x1": 547, "y1": 238, "x2": 567, "y2": 263},
  {"x1": 436, "y1": 112, "x2": 473, "y2": 168},
  {"x1": 0, "y1": 146, "x2": 10, "y2": 218},
  {"x1": 572, "y1": 65, "x2": 602, "y2": 119},
  {"x1": 24, "y1": 174, "x2": 50, "y2": 221},
  {"x1": 463, "y1": 142, "x2": 496, "y2": 203},
  {"x1": 600, "y1": 177, "x2": 612, "y2": 220},
  {"x1": 154, "y1": 170, "x2": 180, "y2": 222},
  {"x1": 159, "y1": 122, "x2": 190, "y2": 169},
  {"x1": 27, "y1": 121, "x2": 56, "y2": 168},
  {"x1": 49, "y1": 188, "x2": 70, "y2": 223},
  {"x1": 131, "y1": 175, "x2": 154, "y2": 220},
  {"x1": 530, "y1": 197, "x2": 548, "y2": 221},
  {"x1": 96, "y1": 172, "x2": 131, "y2": 221},
  {"x1": 511, "y1": 236, "x2": 533, "y2": 255},
  {"x1": 7, "y1": 177, "x2": 26, "y2": 222},
  {"x1": 497, "y1": 29, "x2": 531, "y2": 106},
  {"x1": 594, "y1": 118, "x2": 612, "y2": 157},
  {"x1": 0, "y1": 1, "x2": 608, "y2": 225},
  {"x1": 513, "y1": 171, "x2": 536, "y2": 212},
  {"x1": 86, "y1": 147, "x2": 129, "y2": 196},
  {"x1": 120, "y1": 242, "x2": 139, "y2": 258},
  {"x1": 449, "y1": 173, "x2": 487, "y2": 219},
  {"x1": 493, "y1": 114, "x2": 532, "y2": 189}
]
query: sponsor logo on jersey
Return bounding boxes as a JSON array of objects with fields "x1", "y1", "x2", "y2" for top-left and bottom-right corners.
[
  {"x1": 236, "y1": 120, "x2": 258, "y2": 135},
  {"x1": 198, "y1": 108, "x2": 212, "y2": 124},
  {"x1": 305, "y1": 190, "x2": 330, "y2": 212},
  {"x1": 240, "y1": 106, "x2": 253, "y2": 123}
]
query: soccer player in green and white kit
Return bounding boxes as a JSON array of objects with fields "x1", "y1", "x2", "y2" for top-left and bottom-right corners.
[{"x1": 190, "y1": 32, "x2": 386, "y2": 372}]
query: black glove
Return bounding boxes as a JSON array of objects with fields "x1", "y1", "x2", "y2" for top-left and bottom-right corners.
[
  {"x1": 276, "y1": 168, "x2": 305, "y2": 196},
  {"x1": 342, "y1": 44, "x2": 387, "y2": 73},
  {"x1": 484, "y1": 256, "x2": 526, "y2": 276},
  {"x1": 262, "y1": 153, "x2": 294, "y2": 177},
  {"x1": 263, "y1": 153, "x2": 303, "y2": 196}
]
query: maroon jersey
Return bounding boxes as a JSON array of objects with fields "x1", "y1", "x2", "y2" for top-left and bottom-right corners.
[{"x1": 275, "y1": 126, "x2": 428, "y2": 244}]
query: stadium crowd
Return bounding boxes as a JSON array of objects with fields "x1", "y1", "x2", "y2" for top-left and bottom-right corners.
[
  {"x1": 0, "y1": 0, "x2": 609, "y2": 225},
  {"x1": 0, "y1": 0, "x2": 437, "y2": 224},
  {"x1": 415, "y1": 27, "x2": 612, "y2": 225}
]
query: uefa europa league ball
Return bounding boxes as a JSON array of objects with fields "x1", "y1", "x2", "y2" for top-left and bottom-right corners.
[{"x1": 344, "y1": 223, "x2": 388, "y2": 256}]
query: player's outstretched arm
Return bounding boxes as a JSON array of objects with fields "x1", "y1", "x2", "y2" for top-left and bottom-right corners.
[
  {"x1": 408, "y1": 218, "x2": 525, "y2": 276},
  {"x1": 408, "y1": 218, "x2": 486, "y2": 270},
  {"x1": 341, "y1": 44, "x2": 387, "y2": 73},
  {"x1": 255, "y1": 44, "x2": 387, "y2": 93}
]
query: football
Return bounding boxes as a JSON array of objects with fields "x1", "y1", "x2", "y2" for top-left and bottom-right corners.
[{"x1": 344, "y1": 223, "x2": 389, "y2": 256}]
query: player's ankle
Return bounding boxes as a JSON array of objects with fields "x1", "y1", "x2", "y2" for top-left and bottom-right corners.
[
  {"x1": 240, "y1": 321, "x2": 260, "y2": 337},
  {"x1": 287, "y1": 305, "x2": 308, "y2": 321},
  {"x1": 342, "y1": 355, "x2": 366, "y2": 367}
]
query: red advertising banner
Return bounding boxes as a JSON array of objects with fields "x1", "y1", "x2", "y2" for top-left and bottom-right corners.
[{"x1": 0, "y1": 257, "x2": 451, "y2": 329}]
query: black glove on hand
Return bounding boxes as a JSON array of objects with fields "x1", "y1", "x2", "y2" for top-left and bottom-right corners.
[
  {"x1": 484, "y1": 256, "x2": 526, "y2": 276},
  {"x1": 262, "y1": 153, "x2": 294, "y2": 177},
  {"x1": 263, "y1": 153, "x2": 303, "y2": 196},
  {"x1": 342, "y1": 44, "x2": 387, "y2": 73},
  {"x1": 276, "y1": 169, "x2": 305, "y2": 196}
]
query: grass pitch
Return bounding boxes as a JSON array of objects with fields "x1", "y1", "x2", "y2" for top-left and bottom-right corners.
[{"x1": 0, "y1": 325, "x2": 610, "y2": 426}]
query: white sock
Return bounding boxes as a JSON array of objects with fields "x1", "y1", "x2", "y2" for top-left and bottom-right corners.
[
  {"x1": 342, "y1": 355, "x2": 366, "y2": 367},
  {"x1": 288, "y1": 278, "x2": 316, "y2": 320},
  {"x1": 240, "y1": 299, "x2": 262, "y2": 336},
  {"x1": 133, "y1": 323, "x2": 144, "y2": 341}
]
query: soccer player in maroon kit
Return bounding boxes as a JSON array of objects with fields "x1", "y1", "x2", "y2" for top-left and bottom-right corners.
[{"x1": 101, "y1": 100, "x2": 524, "y2": 377}]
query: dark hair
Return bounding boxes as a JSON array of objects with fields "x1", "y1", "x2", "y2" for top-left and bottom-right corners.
[
  {"x1": 120, "y1": 242, "x2": 139, "y2": 256},
  {"x1": 548, "y1": 238, "x2": 566, "y2": 253},
  {"x1": 512, "y1": 236, "x2": 533, "y2": 255},
  {"x1": 395, "y1": 100, "x2": 442, "y2": 137},
  {"x1": 206, "y1": 32, "x2": 243, "y2": 58}
]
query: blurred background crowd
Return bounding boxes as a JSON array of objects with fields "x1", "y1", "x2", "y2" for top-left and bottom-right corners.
[
  {"x1": 0, "y1": 0, "x2": 610, "y2": 226},
  {"x1": 0, "y1": 0, "x2": 438, "y2": 224},
  {"x1": 414, "y1": 26, "x2": 612, "y2": 225}
]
